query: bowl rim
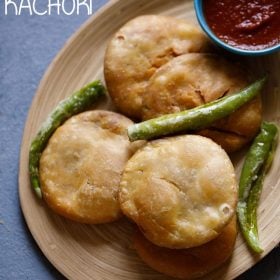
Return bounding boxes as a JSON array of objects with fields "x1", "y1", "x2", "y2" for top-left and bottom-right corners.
[{"x1": 194, "y1": 0, "x2": 280, "y2": 56}]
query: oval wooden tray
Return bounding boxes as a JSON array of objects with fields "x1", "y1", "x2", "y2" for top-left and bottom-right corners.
[{"x1": 19, "y1": 0, "x2": 280, "y2": 279}]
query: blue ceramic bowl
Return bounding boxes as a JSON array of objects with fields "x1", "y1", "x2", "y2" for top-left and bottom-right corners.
[{"x1": 194, "y1": 0, "x2": 280, "y2": 56}]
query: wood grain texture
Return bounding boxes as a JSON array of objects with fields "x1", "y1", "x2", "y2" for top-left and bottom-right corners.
[{"x1": 19, "y1": 0, "x2": 280, "y2": 279}]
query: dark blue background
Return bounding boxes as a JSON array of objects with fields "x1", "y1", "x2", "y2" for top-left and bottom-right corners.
[{"x1": 0, "y1": 0, "x2": 279, "y2": 279}]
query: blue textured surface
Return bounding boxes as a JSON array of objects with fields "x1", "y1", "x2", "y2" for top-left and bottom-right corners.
[{"x1": 0, "y1": 1, "x2": 279, "y2": 279}]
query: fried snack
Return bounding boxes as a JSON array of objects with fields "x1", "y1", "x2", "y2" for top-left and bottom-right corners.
[
  {"x1": 104, "y1": 15, "x2": 212, "y2": 119},
  {"x1": 29, "y1": 80, "x2": 105, "y2": 198},
  {"x1": 133, "y1": 217, "x2": 237, "y2": 279},
  {"x1": 119, "y1": 135, "x2": 237, "y2": 249},
  {"x1": 40, "y1": 110, "x2": 141, "y2": 224},
  {"x1": 142, "y1": 53, "x2": 262, "y2": 153}
]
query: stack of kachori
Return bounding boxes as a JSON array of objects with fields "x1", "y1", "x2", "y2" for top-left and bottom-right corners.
[
  {"x1": 103, "y1": 15, "x2": 257, "y2": 278},
  {"x1": 104, "y1": 15, "x2": 212, "y2": 119},
  {"x1": 104, "y1": 15, "x2": 262, "y2": 153},
  {"x1": 119, "y1": 135, "x2": 238, "y2": 278},
  {"x1": 37, "y1": 14, "x2": 264, "y2": 279}
]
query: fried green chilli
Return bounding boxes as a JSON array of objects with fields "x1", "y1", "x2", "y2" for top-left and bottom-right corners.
[
  {"x1": 237, "y1": 122, "x2": 278, "y2": 253},
  {"x1": 29, "y1": 80, "x2": 106, "y2": 199},
  {"x1": 128, "y1": 77, "x2": 266, "y2": 141}
]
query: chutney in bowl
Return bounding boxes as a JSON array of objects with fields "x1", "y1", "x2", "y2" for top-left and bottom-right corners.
[{"x1": 195, "y1": 0, "x2": 280, "y2": 56}]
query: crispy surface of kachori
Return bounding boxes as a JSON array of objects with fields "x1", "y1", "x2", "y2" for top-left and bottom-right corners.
[
  {"x1": 133, "y1": 216, "x2": 237, "y2": 279},
  {"x1": 40, "y1": 110, "x2": 140, "y2": 224},
  {"x1": 119, "y1": 135, "x2": 237, "y2": 249},
  {"x1": 142, "y1": 53, "x2": 262, "y2": 153},
  {"x1": 104, "y1": 15, "x2": 211, "y2": 119}
]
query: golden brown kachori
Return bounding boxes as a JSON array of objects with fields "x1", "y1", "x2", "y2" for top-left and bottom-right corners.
[
  {"x1": 142, "y1": 53, "x2": 262, "y2": 153},
  {"x1": 104, "y1": 15, "x2": 212, "y2": 119},
  {"x1": 119, "y1": 135, "x2": 237, "y2": 249},
  {"x1": 133, "y1": 216, "x2": 237, "y2": 279},
  {"x1": 40, "y1": 110, "x2": 141, "y2": 224}
]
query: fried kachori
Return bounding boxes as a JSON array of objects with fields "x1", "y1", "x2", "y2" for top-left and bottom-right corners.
[
  {"x1": 133, "y1": 216, "x2": 237, "y2": 279},
  {"x1": 142, "y1": 53, "x2": 262, "y2": 153},
  {"x1": 119, "y1": 135, "x2": 237, "y2": 249},
  {"x1": 104, "y1": 15, "x2": 212, "y2": 119},
  {"x1": 40, "y1": 110, "x2": 141, "y2": 224}
]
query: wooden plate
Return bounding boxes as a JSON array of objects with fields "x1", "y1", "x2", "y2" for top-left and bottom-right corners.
[{"x1": 19, "y1": 0, "x2": 280, "y2": 279}]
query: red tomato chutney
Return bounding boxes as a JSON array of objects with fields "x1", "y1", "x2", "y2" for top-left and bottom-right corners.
[{"x1": 204, "y1": 0, "x2": 280, "y2": 51}]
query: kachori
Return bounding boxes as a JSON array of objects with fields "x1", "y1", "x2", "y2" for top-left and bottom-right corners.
[
  {"x1": 104, "y1": 15, "x2": 212, "y2": 119},
  {"x1": 29, "y1": 12, "x2": 269, "y2": 279},
  {"x1": 134, "y1": 216, "x2": 237, "y2": 279},
  {"x1": 119, "y1": 135, "x2": 237, "y2": 249},
  {"x1": 142, "y1": 53, "x2": 262, "y2": 153},
  {"x1": 40, "y1": 110, "x2": 141, "y2": 224}
]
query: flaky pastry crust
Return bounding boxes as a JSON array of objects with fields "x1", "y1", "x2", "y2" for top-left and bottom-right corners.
[
  {"x1": 104, "y1": 15, "x2": 212, "y2": 119},
  {"x1": 133, "y1": 216, "x2": 237, "y2": 279},
  {"x1": 142, "y1": 53, "x2": 262, "y2": 153},
  {"x1": 119, "y1": 135, "x2": 237, "y2": 248},
  {"x1": 40, "y1": 110, "x2": 141, "y2": 224}
]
